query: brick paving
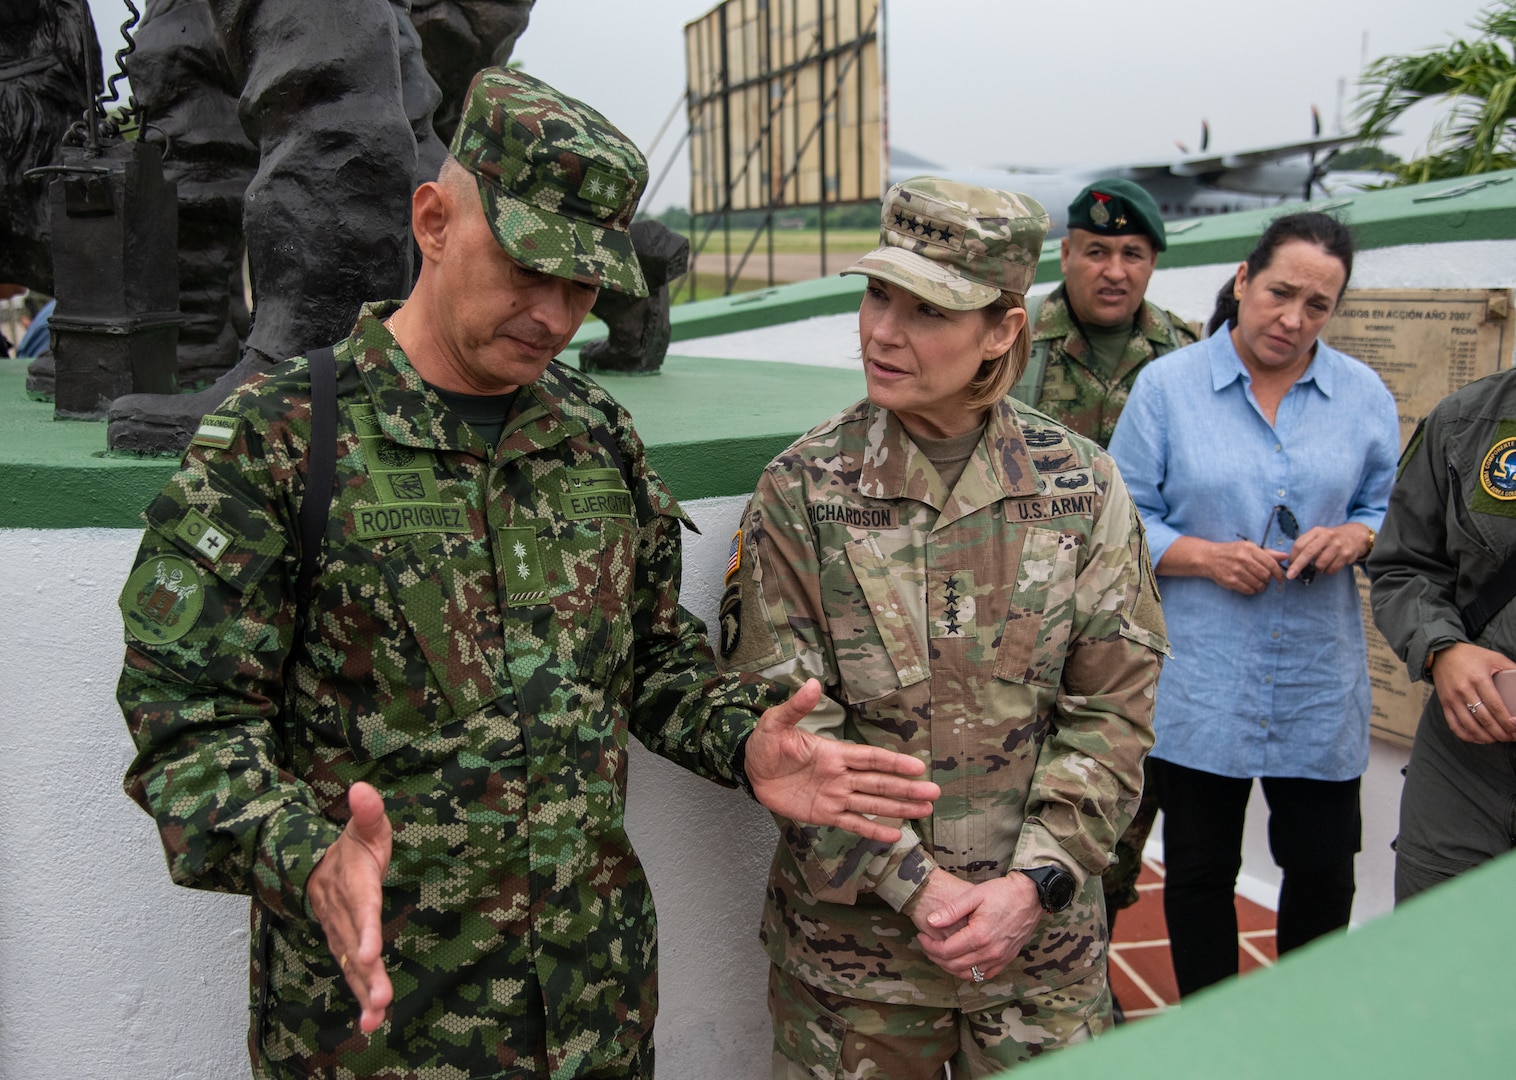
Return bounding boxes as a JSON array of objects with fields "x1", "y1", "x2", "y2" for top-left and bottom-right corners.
[{"x1": 1108, "y1": 858, "x2": 1277, "y2": 1019}]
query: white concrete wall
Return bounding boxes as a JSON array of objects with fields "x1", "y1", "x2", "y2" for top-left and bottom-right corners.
[{"x1": 0, "y1": 495, "x2": 777, "y2": 1080}]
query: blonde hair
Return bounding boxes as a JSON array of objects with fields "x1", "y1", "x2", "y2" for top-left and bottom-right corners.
[{"x1": 964, "y1": 290, "x2": 1030, "y2": 409}]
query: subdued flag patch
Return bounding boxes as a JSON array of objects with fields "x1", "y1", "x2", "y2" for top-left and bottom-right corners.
[{"x1": 191, "y1": 415, "x2": 239, "y2": 450}]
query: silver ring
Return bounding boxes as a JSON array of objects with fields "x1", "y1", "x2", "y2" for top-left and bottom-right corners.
[
  {"x1": 1468, "y1": 700, "x2": 1485, "y2": 714},
  {"x1": 970, "y1": 965, "x2": 985, "y2": 983}
]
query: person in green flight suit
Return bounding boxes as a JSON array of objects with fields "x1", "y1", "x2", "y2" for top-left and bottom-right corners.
[{"x1": 1012, "y1": 178, "x2": 1193, "y2": 1009}]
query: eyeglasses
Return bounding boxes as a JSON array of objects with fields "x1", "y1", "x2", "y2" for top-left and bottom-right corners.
[{"x1": 1262, "y1": 504, "x2": 1315, "y2": 585}]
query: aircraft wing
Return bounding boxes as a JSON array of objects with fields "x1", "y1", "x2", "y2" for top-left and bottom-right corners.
[{"x1": 1107, "y1": 134, "x2": 1361, "y2": 183}]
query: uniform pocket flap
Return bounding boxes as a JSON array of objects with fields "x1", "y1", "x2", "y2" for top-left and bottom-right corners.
[{"x1": 144, "y1": 491, "x2": 284, "y2": 593}]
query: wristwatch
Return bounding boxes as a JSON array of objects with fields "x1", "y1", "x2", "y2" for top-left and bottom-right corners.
[{"x1": 1015, "y1": 865, "x2": 1077, "y2": 912}]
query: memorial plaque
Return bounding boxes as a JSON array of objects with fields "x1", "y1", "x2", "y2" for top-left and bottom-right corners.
[{"x1": 1324, "y1": 288, "x2": 1514, "y2": 746}]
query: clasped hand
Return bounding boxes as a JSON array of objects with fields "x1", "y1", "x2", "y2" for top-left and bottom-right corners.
[{"x1": 905, "y1": 868, "x2": 1042, "y2": 983}]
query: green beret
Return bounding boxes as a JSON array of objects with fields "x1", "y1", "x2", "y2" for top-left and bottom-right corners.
[{"x1": 1066, "y1": 178, "x2": 1166, "y2": 251}]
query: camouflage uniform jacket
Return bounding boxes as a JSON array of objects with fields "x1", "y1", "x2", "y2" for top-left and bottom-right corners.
[
  {"x1": 117, "y1": 302, "x2": 775, "y2": 1079},
  {"x1": 1024, "y1": 285, "x2": 1197, "y2": 447},
  {"x1": 719, "y1": 396, "x2": 1168, "y2": 1009}
]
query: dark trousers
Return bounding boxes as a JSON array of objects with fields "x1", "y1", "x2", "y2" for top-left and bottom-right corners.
[{"x1": 1149, "y1": 757, "x2": 1361, "y2": 998}]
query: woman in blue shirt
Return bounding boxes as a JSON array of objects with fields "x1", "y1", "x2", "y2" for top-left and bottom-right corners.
[{"x1": 1108, "y1": 213, "x2": 1399, "y2": 997}]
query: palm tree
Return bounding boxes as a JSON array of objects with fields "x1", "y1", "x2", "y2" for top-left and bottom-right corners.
[{"x1": 1355, "y1": 2, "x2": 1516, "y2": 184}]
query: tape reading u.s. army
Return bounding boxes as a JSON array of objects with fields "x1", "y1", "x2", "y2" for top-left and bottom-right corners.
[
  {"x1": 352, "y1": 503, "x2": 471, "y2": 539},
  {"x1": 1010, "y1": 493, "x2": 1095, "y2": 521}
]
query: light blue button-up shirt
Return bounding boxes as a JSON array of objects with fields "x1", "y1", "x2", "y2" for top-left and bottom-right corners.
[{"x1": 1109, "y1": 327, "x2": 1400, "y2": 781}]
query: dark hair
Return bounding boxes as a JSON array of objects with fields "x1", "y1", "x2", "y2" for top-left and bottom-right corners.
[{"x1": 1204, "y1": 211, "x2": 1354, "y2": 335}]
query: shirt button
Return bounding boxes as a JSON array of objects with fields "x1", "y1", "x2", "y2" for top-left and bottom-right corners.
[
  {"x1": 1272, "y1": 630, "x2": 1281, "y2": 640},
  {"x1": 1274, "y1": 443, "x2": 1282, "y2": 452},
  {"x1": 1276, "y1": 488, "x2": 1286, "y2": 497},
  {"x1": 1264, "y1": 675, "x2": 1273, "y2": 684}
]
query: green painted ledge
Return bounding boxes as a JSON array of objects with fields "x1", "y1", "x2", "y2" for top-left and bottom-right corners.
[
  {"x1": 7, "y1": 169, "x2": 1513, "y2": 530},
  {"x1": 1013, "y1": 848, "x2": 1516, "y2": 1079},
  {"x1": 1032, "y1": 167, "x2": 1516, "y2": 284},
  {"x1": 0, "y1": 354, "x2": 868, "y2": 529}
]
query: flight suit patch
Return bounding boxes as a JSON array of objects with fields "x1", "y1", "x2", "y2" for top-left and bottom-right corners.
[{"x1": 1473, "y1": 421, "x2": 1516, "y2": 517}]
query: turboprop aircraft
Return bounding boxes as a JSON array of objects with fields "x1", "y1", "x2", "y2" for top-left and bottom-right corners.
[{"x1": 891, "y1": 121, "x2": 1377, "y2": 238}]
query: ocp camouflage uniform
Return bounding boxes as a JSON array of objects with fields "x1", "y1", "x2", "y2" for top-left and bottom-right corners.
[
  {"x1": 719, "y1": 395, "x2": 1168, "y2": 1075},
  {"x1": 1022, "y1": 285, "x2": 1196, "y2": 451},
  {"x1": 117, "y1": 303, "x2": 778, "y2": 1079}
]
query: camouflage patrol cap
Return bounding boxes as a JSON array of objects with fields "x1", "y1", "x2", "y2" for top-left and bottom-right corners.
[
  {"x1": 449, "y1": 67, "x2": 649, "y2": 296},
  {"x1": 841, "y1": 177, "x2": 1048, "y2": 309},
  {"x1": 1067, "y1": 178, "x2": 1167, "y2": 251}
]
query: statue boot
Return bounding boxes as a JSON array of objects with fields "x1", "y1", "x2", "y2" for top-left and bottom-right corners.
[{"x1": 109, "y1": 0, "x2": 443, "y2": 452}]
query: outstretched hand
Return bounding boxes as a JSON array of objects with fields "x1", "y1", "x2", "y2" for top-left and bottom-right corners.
[
  {"x1": 744, "y1": 678, "x2": 940, "y2": 842},
  {"x1": 307, "y1": 782, "x2": 394, "y2": 1033}
]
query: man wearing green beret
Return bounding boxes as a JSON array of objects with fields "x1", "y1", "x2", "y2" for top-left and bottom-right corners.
[
  {"x1": 1014, "y1": 178, "x2": 1196, "y2": 449},
  {"x1": 1012, "y1": 178, "x2": 1194, "y2": 1011},
  {"x1": 116, "y1": 67, "x2": 939, "y2": 1079}
]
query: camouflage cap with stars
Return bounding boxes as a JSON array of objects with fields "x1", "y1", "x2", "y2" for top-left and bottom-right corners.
[
  {"x1": 449, "y1": 66, "x2": 649, "y2": 296},
  {"x1": 1066, "y1": 178, "x2": 1167, "y2": 251},
  {"x1": 841, "y1": 176, "x2": 1048, "y2": 310}
]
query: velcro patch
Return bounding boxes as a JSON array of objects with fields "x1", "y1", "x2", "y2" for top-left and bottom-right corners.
[
  {"x1": 190, "y1": 415, "x2": 239, "y2": 450},
  {"x1": 1473, "y1": 420, "x2": 1516, "y2": 518},
  {"x1": 560, "y1": 489, "x2": 634, "y2": 521},
  {"x1": 1009, "y1": 492, "x2": 1096, "y2": 523},
  {"x1": 498, "y1": 527, "x2": 547, "y2": 605},
  {"x1": 579, "y1": 166, "x2": 629, "y2": 210},
  {"x1": 726, "y1": 530, "x2": 742, "y2": 584},
  {"x1": 175, "y1": 508, "x2": 237, "y2": 564},
  {"x1": 121, "y1": 555, "x2": 205, "y2": 645},
  {"x1": 806, "y1": 503, "x2": 897, "y2": 530},
  {"x1": 352, "y1": 503, "x2": 471, "y2": 539}
]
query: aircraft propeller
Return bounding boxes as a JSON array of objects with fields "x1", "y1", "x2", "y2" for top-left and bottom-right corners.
[{"x1": 1303, "y1": 105, "x2": 1338, "y2": 201}]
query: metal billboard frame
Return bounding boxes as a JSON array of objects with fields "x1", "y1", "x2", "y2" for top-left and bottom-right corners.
[{"x1": 683, "y1": 0, "x2": 885, "y2": 299}]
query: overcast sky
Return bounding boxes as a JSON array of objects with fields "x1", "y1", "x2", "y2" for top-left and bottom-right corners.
[{"x1": 86, "y1": 0, "x2": 1495, "y2": 211}]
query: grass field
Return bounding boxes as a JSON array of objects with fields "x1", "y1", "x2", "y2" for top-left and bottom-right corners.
[{"x1": 682, "y1": 227, "x2": 877, "y2": 256}]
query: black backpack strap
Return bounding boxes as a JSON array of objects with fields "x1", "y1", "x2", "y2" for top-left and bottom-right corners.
[{"x1": 297, "y1": 345, "x2": 338, "y2": 610}]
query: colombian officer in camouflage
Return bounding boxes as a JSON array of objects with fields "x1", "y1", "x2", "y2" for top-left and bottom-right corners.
[
  {"x1": 116, "y1": 68, "x2": 939, "y2": 1080},
  {"x1": 718, "y1": 177, "x2": 1168, "y2": 1077},
  {"x1": 1014, "y1": 178, "x2": 1195, "y2": 449}
]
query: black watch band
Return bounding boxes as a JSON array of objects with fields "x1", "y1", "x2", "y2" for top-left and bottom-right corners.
[{"x1": 1016, "y1": 865, "x2": 1076, "y2": 912}]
